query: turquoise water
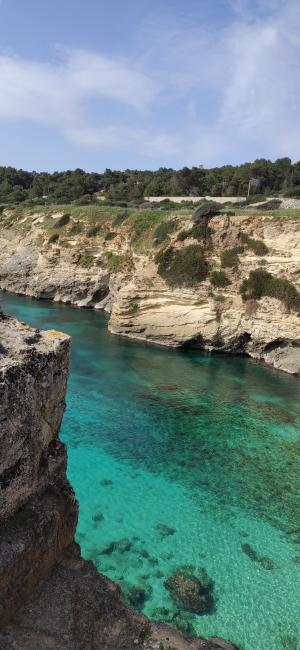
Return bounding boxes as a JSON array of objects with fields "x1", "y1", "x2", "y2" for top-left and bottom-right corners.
[{"x1": 2, "y1": 292, "x2": 300, "y2": 650}]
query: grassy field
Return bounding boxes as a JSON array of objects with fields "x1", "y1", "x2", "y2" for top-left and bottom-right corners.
[
  {"x1": 230, "y1": 208, "x2": 300, "y2": 219},
  {"x1": 1, "y1": 204, "x2": 300, "y2": 242}
]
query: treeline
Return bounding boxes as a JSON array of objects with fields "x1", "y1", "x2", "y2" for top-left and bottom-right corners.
[{"x1": 1, "y1": 158, "x2": 300, "y2": 205}]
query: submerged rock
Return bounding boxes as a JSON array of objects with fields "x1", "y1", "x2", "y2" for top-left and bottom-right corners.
[
  {"x1": 101, "y1": 538, "x2": 133, "y2": 555},
  {"x1": 151, "y1": 607, "x2": 170, "y2": 619},
  {"x1": 161, "y1": 552, "x2": 173, "y2": 561},
  {"x1": 155, "y1": 522, "x2": 177, "y2": 539},
  {"x1": 241, "y1": 543, "x2": 275, "y2": 570},
  {"x1": 171, "y1": 610, "x2": 197, "y2": 636},
  {"x1": 100, "y1": 479, "x2": 113, "y2": 486},
  {"x1": 209, "y1": 639, "x2": 241, "y2": 650},
  {"x1": 151, "y1": 606, "x2": 197, "y2": 637},
  {"x1": 122, "y1": 582, "x2": 152, "y2": 611},
  {"x1": 164, "y1": 566, "x2": 214, "y2": 614},
  {"x1": 92, "y1": 511, "x2": 104, "y2": 523},
  {"x1": 280, "y1": 635, "x2": 299, "y2": 650}
]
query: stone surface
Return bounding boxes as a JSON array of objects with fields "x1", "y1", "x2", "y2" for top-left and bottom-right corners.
[
  {"x1": 0, "y1": 482, "x2": 77, "y2": 627},
  {"x1": 0, "y1": 313, "x2": 70, "y2": 519},
  {"x1": 263, "y1": 344, "x2": 300, "y2": 375}
]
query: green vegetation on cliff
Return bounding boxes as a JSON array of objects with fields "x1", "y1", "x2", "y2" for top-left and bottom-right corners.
[
  {"x1": 240, "y1": 270, "x2": 300, "y2": 311},
  {"x1": 155, "y1": 245, "x2": 209, "y2": 287},
  {"x1": 210, "y1": 271, "x2": 231, "y2": 287},
  {"x1": 105, "y1": 252, "x2": 132, "y2": 272},
  {"x1": 177, "y1": 222, "x2": 213, "y2": 245},
  {"x1": 240, "y1": 233, "x2": 269, "y2": 256},
  {"x1": 221, "y1": 247, "x2": 243, "y2": 269},
  {"x1": 153, "y1": 219, "x2": 177, "y2": 245},
  {"x1": 78, "y1": 254, "x2": 96, "y2": 268},
  {"x1": 48, "y1": 232, "x2": 59, "y2": 244}
]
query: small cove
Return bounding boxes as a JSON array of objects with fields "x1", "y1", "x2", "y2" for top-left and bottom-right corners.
[{"x1": 2, "y1": 291, "x2": 300, "y2": 650}]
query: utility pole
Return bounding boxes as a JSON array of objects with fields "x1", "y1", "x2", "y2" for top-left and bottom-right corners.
[{"x1": 247, "y1": 177, "x2": 260, "y2": 197}]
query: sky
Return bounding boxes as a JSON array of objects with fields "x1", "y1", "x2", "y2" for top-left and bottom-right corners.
[{"x1": 0, "y1": 0, "x2": 299, "y2": 171}]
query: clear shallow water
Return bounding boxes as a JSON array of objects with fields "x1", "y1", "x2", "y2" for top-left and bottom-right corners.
[{"x1": 2, "y1": 292, "x2": 300, "y2": 650}]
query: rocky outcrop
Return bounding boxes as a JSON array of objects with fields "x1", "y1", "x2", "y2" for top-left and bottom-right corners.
[
  {"x1": 109, "y1": 215, "x2": 300, "y2": 375},
  {"x1": 109, "y1": 285, "x2": 300, "y2": 374},
  {"x1": 0, "y1": 315, "x2": 70, "y2": 520},
  {"x1": 0, "y1": 315, "x2": 238, "y2": 650},
  {"x1": 0, "y1": 208, "x2": 299, "y2": 375},
  {"x1": 0, "y1": 238, "x2": 112, "y2": 308},
  {"x1": 0, "y1": 315, "x2": 77, "y2": 626}
]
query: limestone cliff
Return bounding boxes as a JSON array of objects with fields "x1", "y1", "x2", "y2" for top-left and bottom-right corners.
[
  {"x1": 0, "y1": 315, "x2": 237, "y2": 650},
  {"x1": 0, "y1": 206, "x2": 299, "y2": 375}
]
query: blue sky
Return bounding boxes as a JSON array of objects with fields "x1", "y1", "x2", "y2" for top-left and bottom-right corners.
[{"x1": 0, "y1": 0, "x2": 299, "y2": 171}]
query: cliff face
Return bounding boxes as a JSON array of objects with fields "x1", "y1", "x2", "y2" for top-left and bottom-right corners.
[
  {"x1": 109, "y1": 214, "x2": 300, "y2": 374},
  {"x1": 0, "y1": 316, "x2": 70, "y2": 520},
  {"x1": 0, "y1": 315, "x2": 77, "y2": 626},
  {"x1": 0, "y1": 207, "x2": 299, "y2": 375},
  {"x1": 0, "y1": 315, "x2": 237, "y2": 650}
]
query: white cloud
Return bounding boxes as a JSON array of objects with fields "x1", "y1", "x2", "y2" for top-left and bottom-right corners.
[
  {"x1": 0, "y1": 48, "x2": 169, "y2": 157},
  {"x1": 0, "y1": 0, "x2": 300, "y2": 165},
  {"x1": 65, "y1": 125, "x2": 178, "y2": 157},
  {"x1": 140, "y1": 0, "x2": 300, "y2": 164}
]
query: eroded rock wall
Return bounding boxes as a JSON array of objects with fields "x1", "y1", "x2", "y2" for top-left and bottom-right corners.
[
  {"x1": 0, "y1": 315, "x2": 77, "y2": 625},
  {"x1": 0, "y1": 315, "x2": 71, "y2": 519},
  {"x1": 109, "y1": 215, "x2": 300, "y2": 375},
  {"x1": 0, "y1": 209, "x2": 299, "y2": 375}
]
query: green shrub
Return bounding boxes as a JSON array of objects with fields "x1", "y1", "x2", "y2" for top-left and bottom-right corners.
[
  {"x1": 155, "y1": 244, "x2": 209, "y2": 287},
  {"x1": 78, "y1": 254, "x2": 95, "y2": 268},
  {"x1": 192, "y1": 200, "x2": 221, "y2": 223},
  {"x1": 240, "y1": 233, "x2": 268, "y2": 256},
  {"x1": 48, "y1": 232, "x2": 59, "y2": 244},
  {"x1": 105, "y1": 231, "x2": 118, "y2": 241},
  {"x1": 177, "y1": 229, "x2": 189, "y2": 242},
  {"x1": 210, "y1": 270, "x2": 231, "y2": 287},
  {"x1": 55, "y1": 213, "x2": 70, "y2": 227},
  {"x1": 177, "y1": 223, "x2": 212, "y2": 243},
  {"x1": 87, "y1": 224, "x2": 101, "y2": 237},
  {"x1": 190, "y1": 222, "x2": 212, "y2": 242},
  {"x1": 112, "y1": 210, "x2": 129, "y2": 226},
  {"x1": 153, "y1": 219, "x2": 177, "y2": 245},
  {"x1": 130, "y1": 210, "x2": 162, "y2": 241},
  {"x1": 220, "y1": 246, "x2": 243, "y2": 268},
  {"x1": 105, "y1": 251, "x2": 132, "y2": 271},
  {"x1": 69, "y1": 221, "x2": 83, "y2": 235},
  {"x1": 240, "y1": 269, "x2": 300, "y2": 311}
]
